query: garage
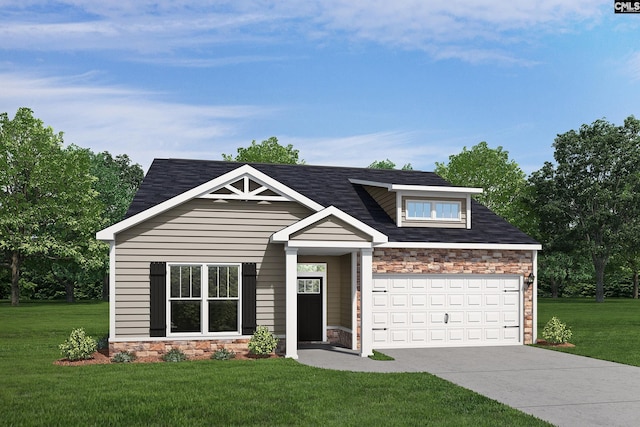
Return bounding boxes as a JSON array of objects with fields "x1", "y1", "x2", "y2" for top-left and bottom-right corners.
[{"x1": 371, "y1": 275, "x2": 523, "y2": 348}]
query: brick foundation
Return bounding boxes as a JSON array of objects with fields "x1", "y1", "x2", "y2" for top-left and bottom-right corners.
[
  {"x1": 109, "y1": 338, "x2": 252, "y2": 358},
  {"x1": 327, "y1": 328, "x2": 352, "y2": 348}
]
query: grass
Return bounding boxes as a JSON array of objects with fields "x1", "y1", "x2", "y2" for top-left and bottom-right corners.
[
  {"x1": 537, "y1": 297, "x2": 640, "y2": 366},
  {"x1": 369, "y1": 349, "x2": 395, "y2": 361},
  {"x1": 0, "y1": 300, "x2": 550, "y2": 426}
]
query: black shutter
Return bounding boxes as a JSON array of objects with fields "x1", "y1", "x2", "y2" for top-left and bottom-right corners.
[
  {"x1": 242, "y1": 262, "x2": 257, "y2": 335},
  {"x1": 149, "y1": 262, "x2": 167, "y2": 337}
]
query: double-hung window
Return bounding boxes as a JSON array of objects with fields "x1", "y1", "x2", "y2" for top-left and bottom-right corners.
[
  {"x1": 406, "y1": 200, "x2": 461, "y2": 221},
  {"x1": 169, "y1": 264, "x2": 240, "y2": 335}
]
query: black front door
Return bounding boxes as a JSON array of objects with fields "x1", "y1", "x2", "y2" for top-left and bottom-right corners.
[{"x1": 297, "y1": 277, "x2": 322, "y2": 341}]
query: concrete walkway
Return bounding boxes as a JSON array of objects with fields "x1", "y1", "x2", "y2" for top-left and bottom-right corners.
[{"x1": 297, "y1": 344, "x2": 640, "y2": 427}]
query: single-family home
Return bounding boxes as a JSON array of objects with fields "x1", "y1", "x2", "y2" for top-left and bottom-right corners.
[{"x1": 97, "y1": 159, "x2": 541, "y2": 359}]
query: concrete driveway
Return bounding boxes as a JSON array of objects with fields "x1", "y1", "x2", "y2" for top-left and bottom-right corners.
[{"x1": 297, "y1": 345, "x2": 640, "y2": 427}]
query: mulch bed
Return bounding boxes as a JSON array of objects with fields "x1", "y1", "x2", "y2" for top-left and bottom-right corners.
[
  {"x1": 535, "y1": 339, "x2": 575, "y2": 348},
  {"x1": 54, "y1": 349, "x2": 279, "y2": 366}
]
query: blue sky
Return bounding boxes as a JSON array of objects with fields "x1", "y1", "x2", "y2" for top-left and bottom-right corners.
[{"x1": 1, "y1": 1, "x2": 638, "y2": 173}]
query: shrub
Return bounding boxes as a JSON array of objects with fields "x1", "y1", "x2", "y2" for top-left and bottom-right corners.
[
  {"x1": 211, "y1": 348, "x2": 236, "y2": 361},
  {"x1": 162, "y1": 348, "x2": 187, "y2": 362},
  {"x1": 542, "y1": 316, "x2": 573, "y2": 344},
  {"x1": 96, "y1": 334, "x2": 109, "y2": 350},
  {"x1": 248, "y1": 325, "x2": 278, "y2": 356},
  {"x1": 111, "y1": 351, "x2": 137, "y2": 363},
  {"x1": 59, "y1": 328, "x2": 97, "y2": 361}
]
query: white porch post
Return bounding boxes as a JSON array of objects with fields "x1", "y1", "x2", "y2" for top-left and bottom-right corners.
[
  {"x1": 360, "y1": 248, "x2": 373, "y2": 357},
  {"x1": 285, "y1": 246, "x2": 299, "y2": 359},
  {"x1": 351, "y1": 251, "x2": 358, "y2": 351},
  {"x1": 532, "y1": 249, "x2": 538, "y2": 343}
]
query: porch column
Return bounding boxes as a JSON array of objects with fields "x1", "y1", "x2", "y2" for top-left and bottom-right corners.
[
  {"x1": 285, "y1": 246, "x2": 299, "y2": 359},
  {"x1": 360, "y1": 248, "x2": 373, "y2": 357}
]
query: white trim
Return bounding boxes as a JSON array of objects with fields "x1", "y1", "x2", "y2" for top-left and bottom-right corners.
[
  {"x1": 396, "y1": 192, "x2": 402, "y2": 227},
  {"x1": 108, "y1": 241, "x2": 116, "y2": 341},
  {"x1": 271, "y1": 205, "x2": 388, "y2": 244},
  {"x1": 348, "y1": 178, "x2": 483, "y2": 194},
  {"x1": 285, "y1": 247, "x2": 299, "y2": 359},
  {"x1": 532, "y1": 249, "x2": 538, "y2": 343},
  {"x1": 360, "y1": 248, "x2": 373, "y2": 357},
  {"x1": 351, "y1": 251, "x2": 358, "y2": 351},
  {"x1": 109, "y1": 335, "x2": 253, "y2": 343},
  {"x1": 392, "y1": 184, "x2": 483, "y2": 194},
  {"x1": 165, "y1": 262, "x2": 242, "y2": 337},
  {"x1": 375, "y1": 242, "x2": 542, "y2": 251},
  {"x1": 199, "y1": 194, "x2": 289, "y2": 202},
  {"x1": 466, "y1": 194, "x2": 472, "y2": 229},
  {"x1": 405, "y1": 199, "x2": 462, "y2": 222},
  {"x1": 97, "y1": 165, "x2": 325, "y2": 240},
  {"x1": 285, "y1": 241, "x2": 374, "y2": 249}
]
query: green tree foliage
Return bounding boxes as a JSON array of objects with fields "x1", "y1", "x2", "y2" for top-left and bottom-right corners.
[
  {"x1": 367, "y1": 159, "x2": 413, "y2": 170},
  {"x1": 223, "y1": 137, "x2": 304, "y2": 164},
  {"x1": 434, "y1": 142, "x2": 530, "y2": 231},
  {"x1": 529, "y1": 116, "x2": 640, "y2": 302},
  {"x1": 0, "y1": 108, "x2": 102, "y2": 305},
  {"x1": 90, "y1": 151, "x2": 144, "y2": 228}
]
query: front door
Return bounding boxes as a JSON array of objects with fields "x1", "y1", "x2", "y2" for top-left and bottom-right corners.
[{"x1": 297, "y1": 277, "x2": 323, "y2": 341}]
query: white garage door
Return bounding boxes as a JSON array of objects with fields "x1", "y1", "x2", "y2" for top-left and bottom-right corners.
[{"x1": 371, "y1": 275, "x2": 522, "y2": 348}]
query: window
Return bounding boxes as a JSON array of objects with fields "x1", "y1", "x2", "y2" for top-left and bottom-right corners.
[
  {"x1": 406, "y1": 200, "x2": 461, "y2": 221},
  {"x1": 169, "y1": 264, "x2": 240, "y2": 335}
]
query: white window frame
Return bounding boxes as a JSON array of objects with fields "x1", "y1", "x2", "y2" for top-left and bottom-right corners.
[
  {"x1": 405, "y1": 199, "x2": 462, "y2": 221},
  {"x1": 167, "y1": 263, "x2": 242, "y2": 337}
]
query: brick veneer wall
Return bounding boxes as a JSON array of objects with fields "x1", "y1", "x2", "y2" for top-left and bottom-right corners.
[
  {"x1": 371, "y1": 248, "x2": 535, "y2": 344},
  {"x1": 110, "y1": 338, "x2": 252, "y2": 358}
]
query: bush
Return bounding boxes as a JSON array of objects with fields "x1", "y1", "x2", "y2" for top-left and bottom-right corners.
[
  {"x1": 111, "y1": 351, "x2": 137, "y2": 363},
  {"x1": 162, "y1": 348, "x2": 187, "y2": 362},
  {"x1": 211, "y1": 348, "x2": 236, "y2": 360},
  {"x1": 96, "y1": 334, "x2": 109, "y2": 350},
  {"x1": 248, "y1": 325, "x2": 278, "y2": 356},
  {"x1": 542, "y1": 316, "x2": 573, "y2": 344},
  {"x1": 59, "y1": 328, "x2": 97, "y2": 361}
]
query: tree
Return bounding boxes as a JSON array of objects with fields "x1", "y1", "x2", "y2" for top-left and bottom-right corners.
[
  {"x1": 367, "y1": 159, "x2": 413, "y2": 170},
  {"x1": 0, "y1": 108, "x2": 102, "y2": 305},
  {"x1": 435, "y1": 142, "x2": 530, "y2": 231},
  {"x1": 89, "y1": 151, "x2": 144, "y2": 227},
  {"x1": 530, "y1": 116, "x2": 640, "y2": 302},
  {"x1": 223, "y1": 137, "x2": 304, "y2": 164}
]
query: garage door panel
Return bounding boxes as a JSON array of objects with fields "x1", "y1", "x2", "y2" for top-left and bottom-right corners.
[
  {"x1": 429, "y1": 294, "x2": 446, "y2": 307},
  {"x1": 372, "y1": 274, "x2": 522, "y2": 349},
  {"x1": 391, "y1": 294, "x2": 408, "y2": 308},
  {"x1": 411, "y1": 312, "x2": 427, "y2": 326},
  {"x1": 390, "y1": 312, "x2": 408, "y2": 327}
]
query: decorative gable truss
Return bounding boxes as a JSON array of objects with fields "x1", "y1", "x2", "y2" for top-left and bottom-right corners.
[{"x1": 200, "y1": 176, "x2": 289, "y2": 202}]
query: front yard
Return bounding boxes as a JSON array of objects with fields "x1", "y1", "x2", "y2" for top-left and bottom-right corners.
[
  {"x1": 0, "y1": 301, "x2": 548, "y2": 426},
  {"x1": 537, "y1": 297, "x2": 640, "y2": 366}
]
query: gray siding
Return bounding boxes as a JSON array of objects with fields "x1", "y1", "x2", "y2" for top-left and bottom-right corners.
[
  {"x1": 114, "y1": 199, "x2": 312, "y2": 338},
  {"x1": 364, "y1": 185, "x2": 396, "y2": 221},
  {"x1": 291, "y1": 217, "x2": 371, "y2": 242}
]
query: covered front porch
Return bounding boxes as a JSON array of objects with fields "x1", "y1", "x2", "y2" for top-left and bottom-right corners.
[{"x1": 270, "y1": 206, "x2": 388, "y2": 359}]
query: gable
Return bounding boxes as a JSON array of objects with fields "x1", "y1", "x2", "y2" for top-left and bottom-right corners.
[
  {"x1": 97, "y1": 164, "x2": 323, "y2": 241},
  {"x1": 290, "y1": 217, "x2": 373, "y2": 242}
]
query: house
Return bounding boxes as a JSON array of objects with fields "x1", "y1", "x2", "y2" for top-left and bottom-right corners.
[{"x1": 97, "y1": 159, "x2": 541, "y2": 359}]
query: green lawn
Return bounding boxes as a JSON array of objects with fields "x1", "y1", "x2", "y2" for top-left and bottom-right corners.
[
  {"x1": 537, "y1": 297, "x2": 640, "y2": 366},
  {"x1": 0, "y1": 301, "x2": 549, "y2": 426}
]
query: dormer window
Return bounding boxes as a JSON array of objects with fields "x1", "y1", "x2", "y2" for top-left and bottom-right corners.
[{"x1": 406, "y1": 200, "x2": 461, "y2": 221}]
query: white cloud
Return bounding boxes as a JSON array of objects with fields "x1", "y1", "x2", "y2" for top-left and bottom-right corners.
[
  {"x1": 0, "y1": 0, "x2": 609, "y2": 64},
  {"x1": 286, "y1": 131, "x2": 454, "y2": 170},
  {"x1": 0, "y1": 70, "x2": 273, "y2": 170}
]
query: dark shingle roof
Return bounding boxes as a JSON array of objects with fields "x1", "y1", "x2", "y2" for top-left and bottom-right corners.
[{"x1": 125, "y1": 159, "x2": 538, "y2": 245}]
